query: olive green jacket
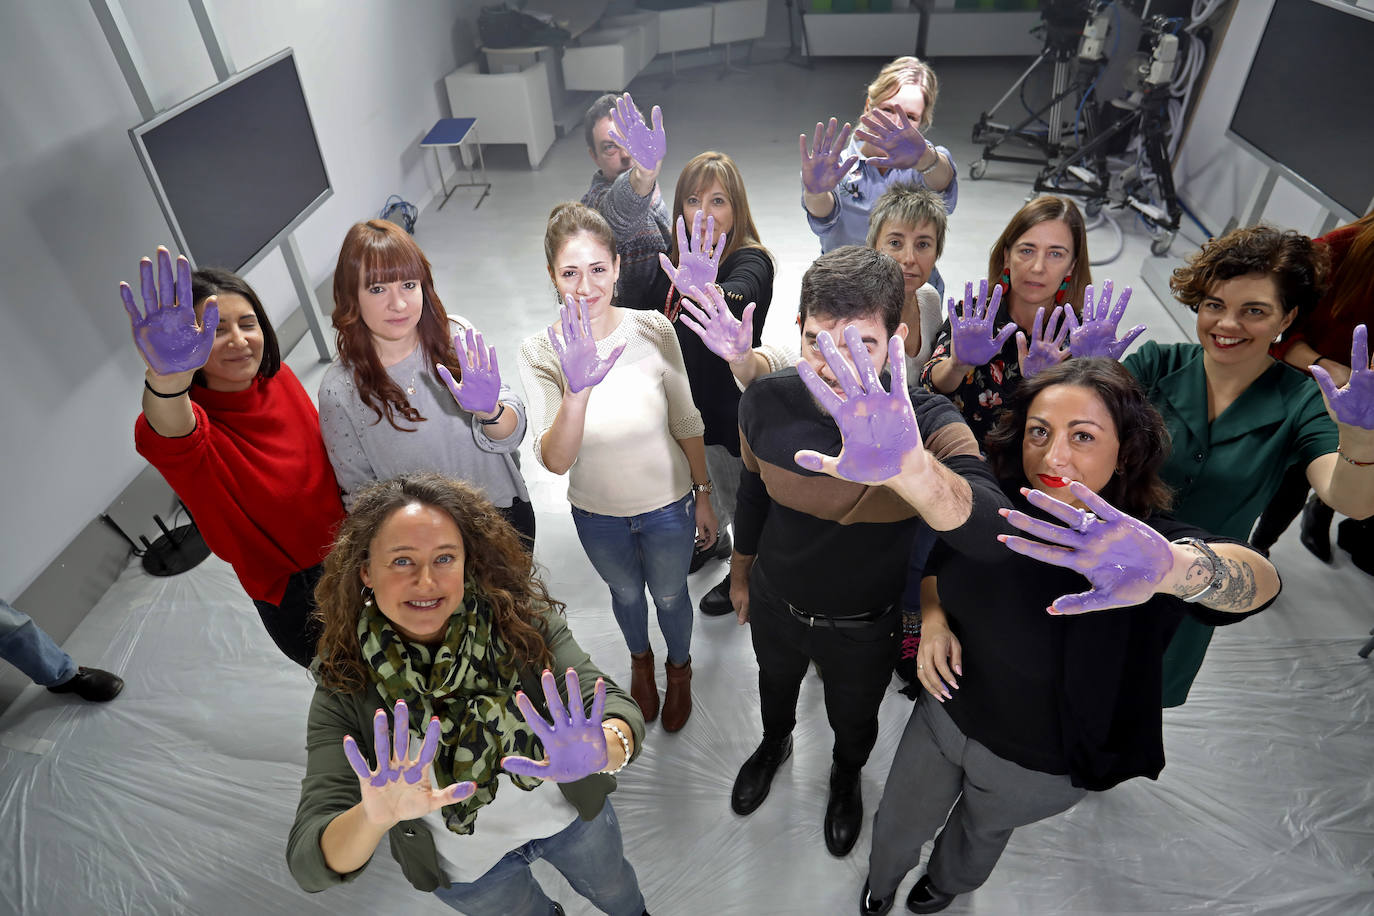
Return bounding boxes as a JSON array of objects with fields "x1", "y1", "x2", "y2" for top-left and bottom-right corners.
[{"x1": 286, "y1": 611, "x2": 645, "y2": 893}]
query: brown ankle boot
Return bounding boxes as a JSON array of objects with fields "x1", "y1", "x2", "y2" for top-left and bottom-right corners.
[
  {"x1": 661, "y1": 657, "x2": 693, "y2": 732},
  {"x1": 630, "y1": 651, "x2": 658, "y2": 722}
]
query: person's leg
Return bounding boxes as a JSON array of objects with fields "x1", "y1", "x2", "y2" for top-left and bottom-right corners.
[
  {"x1": 431, "y1": 846, "x2": 555, "y2": 916},
  {"x1": 816, "y1": 607, "x2": 902, "y2": 771},
  {"x1": 571, "y1": 507, "x2": 652, "y2": 656},
  {"x1": 704, "y1": 444, "x2": 742, "y2": 531},
  {"x1": 1250, "y1": 462, "x2": 1311, "y2": 550},
  {"x1": 251, "y1": 564, "x2": 325, "y2": 669},
  {"x1": 538, "y1": 801, "x2": 646, "y2": 916},
  {"x1": 747, "y1": 569, "x2": 813, "y2": 741},
  {"x1": 0, "y1": 599, "x2": 77, "y2": 686},
  {"x1": 498, "y1": 498, "x2": 537, "y2": 553},
  {"x1": 635, "y1": 493, "x2": 696, "y2": 665},
  {"x1": 923, "y1": 702, "x2": 1086, "y2": 895},
  {"x1": 867, "y1": 698, "x2": 967, "y2": 898}
]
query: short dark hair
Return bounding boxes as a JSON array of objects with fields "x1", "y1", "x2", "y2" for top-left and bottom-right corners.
[
  {"x1": 191, "y1": 267, "x2": 281, "y2": 384},
  {"x1": 1170, "y1": 224, "x2": 1330, "y2": 320},
  {"x1": 583, "y1": 93, "x2": 620, "y2": 151},
  {"x1": 798, "y1": 246, "x2": 904, "y2": 336},
  {"x1": 984, "y1": 358, "x2": 1173, "y2": 519}
]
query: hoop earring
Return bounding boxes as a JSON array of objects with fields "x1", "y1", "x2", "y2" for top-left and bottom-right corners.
[{"x1": 360, "y1": 585, "x2": 374, "y2": 608}]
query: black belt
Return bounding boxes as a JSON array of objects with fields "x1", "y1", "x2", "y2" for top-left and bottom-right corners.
[{"x1": 783, "y1": 600, "x2": 896, "y2": 629}]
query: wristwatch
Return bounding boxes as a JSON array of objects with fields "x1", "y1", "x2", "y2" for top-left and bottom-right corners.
[
  {"x1": 917, "y1": 140, "x2": 941, "y2": 175},
  {"x1": 1174, "y1": 537, "x2": 1223, "y2": 603},
  {"x1": 692, "y1": 480, "x2": 714, "y2": 495}
]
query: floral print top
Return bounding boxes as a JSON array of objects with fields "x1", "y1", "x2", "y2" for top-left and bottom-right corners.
[{"x1": 919, "y1": 309, "x2": 1023, "y2": 446}]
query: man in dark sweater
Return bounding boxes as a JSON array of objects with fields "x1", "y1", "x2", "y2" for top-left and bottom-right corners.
[
  {"x1": 580, "y1": 93, "x2": 671, "y2": 312},
  {"x1": 727, "y1": 246, "x2": 1009, "y2": 857}
]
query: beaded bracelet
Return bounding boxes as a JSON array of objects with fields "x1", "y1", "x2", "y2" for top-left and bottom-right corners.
[
  {"x1": 602, "y1": 722, "x2": 631, "y2": 775},
  {"x1": 1337, "y1": 446, "x2": 1374, "y2": 467}
]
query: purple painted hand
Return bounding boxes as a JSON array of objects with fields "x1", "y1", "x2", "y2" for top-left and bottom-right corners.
[
  {"x1": 799, "y1": 119, "x2": 859, "y2": 195},
  {"x1": 1312, "y1": 324, "x2": 1374, "y2": 430},
  {"x1": 853, "y1": 107, "x2": 929, "y2": 170},
  {"x1": 1000, "y1": 482, "x2": 1173, "y2": 615},
  {"x1": 437, "y1": 328, "x2": 501, "y2": 415},
  {"x1": 343, "y1": 701, "x2": 475, "y2": 824},
  {"x1": 548, "y1": 296, "x2": 626, "y2": 393},
  {"x1": 502, "y1": 669, "x2": 610, "y2": 783},
  {"x1": 605, "y1": 92, "x2": 665, "y2": 172},
  {"x1": 795, "y1": 328, "x2": 925, "y2": 484},
  {"x1": 949, "y1": 281, "x2": 1016, "y2": 367},
  {"x1": 1015, "y1": 306, "x2": 1072, "y2": 379},
  {"x1": 120, "y1": 247, "x2": 218, "y2": 376},
  {"x1": 678, "y1": 283, "x2": 755, "y2": 364},
  {"x1": 1065, "y1": 281, "x2": 1145, "y2": 359},
  {"x1": 659, "y1": 211, "x2": 725, "y2": 294}
]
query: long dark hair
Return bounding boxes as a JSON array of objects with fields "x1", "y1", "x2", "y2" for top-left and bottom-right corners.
[
  {"x1": 313, "y1": 473, "x2": 556, "y2": 692},
  {"x1": 985, "y1": 359, "x2": 1173, "y2": 519},
  {"x1": 191, "y1": 268, "x2": 282, "y2": 387},
  {"x1": 331, "y1": 220, "x2": 461, "y2": 431}
]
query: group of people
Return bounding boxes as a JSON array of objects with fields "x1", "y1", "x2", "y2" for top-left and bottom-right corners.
[{"x1": 94, "y1": 50, "x2": 1374, "y2": 916}]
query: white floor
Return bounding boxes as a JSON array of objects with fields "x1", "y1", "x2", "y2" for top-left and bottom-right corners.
[{"x1": 2, "y1": 57, "x2": 1372, "y2": 916}]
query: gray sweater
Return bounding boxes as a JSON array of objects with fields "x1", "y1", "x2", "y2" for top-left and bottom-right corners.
[{"x1": 318, "y1": 326, "x2": 529, "y2": 511}]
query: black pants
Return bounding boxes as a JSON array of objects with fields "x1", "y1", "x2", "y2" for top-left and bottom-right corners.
[
  {"x1": 749, "y1": 563, "x2": 901, "y2": 771},
  {"x1": 1251, "y1": 462, "x2": 1312, "y2": 548},
  {"x1": 499, "y1": 498, "x2": 537, "y2": 554},
  {"x1": 253, "y1": 564, "x2": 325, "y2": 669}
]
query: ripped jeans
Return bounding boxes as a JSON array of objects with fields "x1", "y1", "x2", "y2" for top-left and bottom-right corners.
[{"x1": 571, "y1": 492, "x2": 696, "y2": 665}]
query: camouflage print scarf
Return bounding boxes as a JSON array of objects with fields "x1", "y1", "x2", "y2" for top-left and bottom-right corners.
[{"x1": 359, "y1": 586, "x2": 543, "y2": 835}]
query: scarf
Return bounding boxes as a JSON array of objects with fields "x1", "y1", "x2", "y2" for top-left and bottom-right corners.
[{"x1": 358, "y1": 586, "x2": 543, "y2": 834}]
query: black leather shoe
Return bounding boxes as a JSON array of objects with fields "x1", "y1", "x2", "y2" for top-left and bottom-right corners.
[
  {"x1": 46, "y1": 667, "x2": 124, "y2": 702},
  {"x1": 1300, "y1": 494, "x2": 1334, "y2": 563},
  {"x1": 689, "y1": 530, "x2": 732, "y2": 573},
  {"x1": 825, "y1": 763, "x2": 863, "y2": 856},
  {"x1": 699, "y1": 575, "x2": 733, "y2": 616},
  {"x1": 905, "y1": 875, "x2": 955, "y2": 914},
  {"x1": 550, "y1": 904, "x2": 564, "y2": 916},
  {"x1": 859, "y1": 878, "x2": 895, "y2": 915},
  {"x1": 731, "y1": 734, "x2": 792, "y2": 815}
]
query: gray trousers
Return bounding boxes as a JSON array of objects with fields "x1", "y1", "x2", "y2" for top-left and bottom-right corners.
[
  {"x1": 705, "y1": 444, "x2": 742, "y2": 531},
  {"x1": 868, "y1": 697, "x2": 1086, "y2": 897}
]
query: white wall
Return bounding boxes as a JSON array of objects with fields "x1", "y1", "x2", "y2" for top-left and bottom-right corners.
[{"x1": 0, "y1": 0, "x2": 483, "y2": 600}]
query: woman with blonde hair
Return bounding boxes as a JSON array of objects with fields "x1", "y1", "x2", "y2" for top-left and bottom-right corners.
[
  {"x1": 318, "y1": 220, "x2": 534, "y2": 546},
  {"x1": 649, "y1": 150, "x2": 775, "y2": 612}
]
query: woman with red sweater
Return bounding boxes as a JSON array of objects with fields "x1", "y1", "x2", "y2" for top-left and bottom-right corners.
[{"x1": 125, "y1": 248, "x2": 345, "y2": 667}]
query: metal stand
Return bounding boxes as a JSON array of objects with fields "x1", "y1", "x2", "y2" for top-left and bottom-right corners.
[{"x1": 783, "y1": 0, "x2": 813, "y2": 69}]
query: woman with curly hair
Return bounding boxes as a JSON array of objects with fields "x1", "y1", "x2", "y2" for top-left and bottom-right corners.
[
  {"x1": 859, "y1": 359, "x2": 1280, "y2": 915},
  {"x1": 318, "y1": 220, "x2": 534, "y2": 547},
  {"x1": 1123, "y1": 224, "x2": 1374, "y2": 706},
  {"x1": 287, "y1": 473, "x2": 649, "y2": 916}
]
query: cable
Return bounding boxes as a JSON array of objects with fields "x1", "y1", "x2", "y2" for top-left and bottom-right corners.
[{"x1": 1087, "y1": 209, "x2": 1125, "y2": 266}]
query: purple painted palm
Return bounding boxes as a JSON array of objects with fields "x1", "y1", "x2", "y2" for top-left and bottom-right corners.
[
  {"x1": 1065, "y1": 281, "x2": 1145, "y2": 360},
  {"x1": 678, "y1": 284, "x2": 755, "y2": 364},
  {"x1": 949, "y1": 280, "x2": 1015, "y2": 367},
  {"x1": 438, "y1": 327, "x2": 501, "y2": 415},
  {"x1": 1312, "y1": 324, "x2": 1374, "y2": 430},
  {"x1": 606, "y1": 93, "x2": 665, "y2": 172},
  {"x1": 120, "y1": 247, "x2": 218, "y2": 375},
  {"x1": 853, "y1": 107, "x2": 928, "y2": 170},
  {"x1": 800, "y1": 118, "x2": 858, "y2": 195},
  {"x1": 502, "y1": 669, "x2": 610, "y2": 783}
]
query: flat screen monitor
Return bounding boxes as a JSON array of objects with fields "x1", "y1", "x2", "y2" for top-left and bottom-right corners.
[
  {"x1": 1226, "y1": 0, "x2": 1374, "y2": 221},
  {"x1": 130, "y1": 49, "x2": 332, "y2": 273}
]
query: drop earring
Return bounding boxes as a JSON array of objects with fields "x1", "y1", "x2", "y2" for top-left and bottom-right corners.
[
  {"x1": 361, "y1": 585, "x2": 374, "y2": 608},
  {"x1": 1054, "y1": 274, "x2": 1072, "y2": 306}
]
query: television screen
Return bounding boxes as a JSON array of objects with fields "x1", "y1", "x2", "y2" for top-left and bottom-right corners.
[
  {"x1": 1227, "y1": 0, "x2": 1374, "y2": 219},
  {"x1": 130, "y1": 50, "x2": 332, "y2": 272}
]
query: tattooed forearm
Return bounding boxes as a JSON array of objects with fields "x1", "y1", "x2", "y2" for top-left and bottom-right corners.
[
  {"x1": 1171, "y1": 553, "x2": 1215, "y2": 600},
  {"x1": 1200, "y1": 556, "x2": 1258, "y2": 611}
]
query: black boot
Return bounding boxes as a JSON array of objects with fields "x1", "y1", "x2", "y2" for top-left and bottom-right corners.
[
  {"x1": 906, "y1": 875, "x2": 956, "y2": 913},
  {"x1": 1300, "y1": 494, "x2": 1335, "y2": 563},
  {"x1": 824, "y1": 763, "x2": 863, "y2": 857},
  {"x1": 689, "y1": 530, "x2": 732, "y2": 573},
  {"x1": 731, "y1": 734, "x2": 792, "y2": 815},
  {"x1": 699, "y1": 574, "x2": 733, "y2": 616},
  {"x1": 859, "y1": 877, "x2": 895, "y2": 915},
  {"x1": 1338, "y1": 516, "x2": 1374, "y2": 575}
]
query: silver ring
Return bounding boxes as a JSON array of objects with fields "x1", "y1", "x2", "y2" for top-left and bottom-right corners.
[
  {"x1": 917, "y1": 665, "x2": 924, "y2": 670},
  {"x1": 1077, "y1": 511, "x2": 1098, "y2": 532}
]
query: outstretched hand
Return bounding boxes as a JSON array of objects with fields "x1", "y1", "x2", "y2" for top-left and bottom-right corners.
[
  {"x1": 660, "y1": 211, "x2": 725, "y2": 294},
  {"x1": 344, "y1": 700, "x2": 476, "y2": 826},
  {"x1": 853, "y1": 107, "x2": 928, "y2": 170},
  {"x1": 549, "y1": 296, "x2": 625, "y2": 393},
  {"x1": 121, "y1": 246, "x2": 218, "y2": 376},
  {"x1": 437, "y1": 328, "x2": 501, "y2": 415},
  {"x1": 678, "y1": 283, "x2": 755, "y2": 364},
  {"x1": 1065, "y1": 280, "x2": 1145, "y2": 360},
  {"x1": 1312, "y1": 324, "x2": 1374, "y2": 430},
  {"x1": 502, "y1": 669, "x2": 609, "y2": 783},
  {"x1": 800, "y1": 118, "x2": 858, "y2": 195},
  {"x1": 1016, "y1": 306, "x2": 1072, "y2": 378},
  {"x1": 999, "y1": 483, "x2": 1173, "y2": 615},
  {"x1": 795, "y1": 327, "x2": 926, "y2": 484},
  {"x1": 605, "y1": 92, "x2": 666, "y2": 173},
  {"x1": 949, "y1": 280, "x2": 1015, "y2": 367}
]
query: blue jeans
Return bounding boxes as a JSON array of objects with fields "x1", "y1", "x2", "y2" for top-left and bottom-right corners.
[
  {"x1": 571, "y1": 493, "x2": 695, "y2": 665},
  {"x1": 431, "y1": 800, "x2": 645, "y2": 916},
  {"x1": 0, "y1": 599, "x2": 77, "y2": 687}
]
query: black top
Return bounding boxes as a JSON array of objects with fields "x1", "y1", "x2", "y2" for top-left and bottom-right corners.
[
  {"x1": 929, "y1": 487, "x2": 1274, "y2": 791},
  {"x1": 647, "y1": 246, "x2": 775, "y2": 454},
  {"x1": 735, "y1": 368, "x2": 1009, "y2": 615}
]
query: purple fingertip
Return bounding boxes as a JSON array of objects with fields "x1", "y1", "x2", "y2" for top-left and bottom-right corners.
[{"x1": 796, "y1": 452, "x2": 823, "y2": 472}]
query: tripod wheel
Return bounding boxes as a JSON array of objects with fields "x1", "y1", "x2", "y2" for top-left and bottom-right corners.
[
  {"x1": 969, "y1": 159, "x2": 987, "y2": 180},
  {"x1": 1150, "y1": 232, "x2": 1176, "y2": 257}
]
